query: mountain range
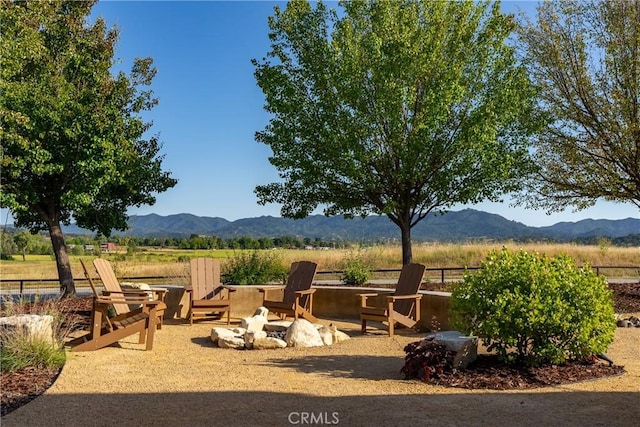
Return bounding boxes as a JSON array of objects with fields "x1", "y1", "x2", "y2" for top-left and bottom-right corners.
[{"x1": 60, "y1": 209, "x2": 640, "y2": 242}]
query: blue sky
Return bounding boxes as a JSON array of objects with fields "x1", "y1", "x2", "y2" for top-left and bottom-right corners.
[{"x1": 3, "y1": 1, "x2": 638, "y2": 228}]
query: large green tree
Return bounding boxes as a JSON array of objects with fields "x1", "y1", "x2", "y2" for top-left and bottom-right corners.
[
  {"x1": 517, "y1": 0, "x2": 640, "y2": 212},
  {"x1": 0, "y1": 0, "x2": 177, "y2": 297},
  {"x1": 253, "y1": 0, "x2": 539, "y2": 264}
]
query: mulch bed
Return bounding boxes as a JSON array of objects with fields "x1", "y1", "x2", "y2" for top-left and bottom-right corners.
[
  {"x1": 1, "y1": 282, "x2": 639, "y2": 417},
  {"x1": 426, "y1": 355, "x2": 625, "y2": 389}
]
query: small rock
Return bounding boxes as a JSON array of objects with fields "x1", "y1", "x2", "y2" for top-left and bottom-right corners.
[
  {"x1": 267, "y1": 330, "x2": 287, "y2": 341},
  {"x1": 617, "y1": 319, "x2": 632, "y2": 328},
  {"x1": 253, "y1": 337, "x2": 287, "y2": 349}
]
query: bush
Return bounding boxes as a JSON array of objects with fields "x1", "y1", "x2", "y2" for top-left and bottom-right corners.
[
  {"x1": 450, "y1": 248, "x2": 616, "y2": 367},
  {"x1": 401, "y1": 340, "x2": 455, "y2": 382},
  {"x1": 341, "y1": 253, "x2": 371, "y2": 286},
  {"x1": 1, "y1": 334, "x2": 66, "y2": 372},
  {"x1": 222, "y1": 251, "x2": 289, "y2": 285}
]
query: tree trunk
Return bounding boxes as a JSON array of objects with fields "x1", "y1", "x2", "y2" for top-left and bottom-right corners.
[
  {"x1": 400, "y1": 223, "x2": 413, "y2": 265},
  {"x1": 48, "y1": 220, "x2": 76, "y2": 298}
]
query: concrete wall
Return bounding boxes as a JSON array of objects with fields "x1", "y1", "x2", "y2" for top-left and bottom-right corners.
[{"x1": 160, "y1": 284, "x2": 451, "y2": 330}]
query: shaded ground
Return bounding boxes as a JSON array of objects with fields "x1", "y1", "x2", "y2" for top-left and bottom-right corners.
[{"x1": 1, "y1": 282, "x2": 639, "y2": 418}]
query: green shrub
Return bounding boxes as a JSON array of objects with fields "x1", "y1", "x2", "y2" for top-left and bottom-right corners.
[
  {"x1": 222, "y1": 251, "x2": 289, "y2": 285},
  {"x1": 1, "y1": 335, "x2": 66, "y2": 371},
  {"x1": 450, "y1": 248, "x2": 616, "y2": 367},
  {"x1": 341, "y1": 253, "x2": 371, "y2": 286}
]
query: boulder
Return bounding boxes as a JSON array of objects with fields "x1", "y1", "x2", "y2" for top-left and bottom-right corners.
[
  {"x1": 230, "y1": 327, "x2": 247, "y2": 335},
  {"x1": 244, "y1": 330, "x2": 268, "y2": 349},
  {"x1": 317, "y1": 324, "x2": 350, "y2": 346},
  {"x1": 0, "y1": 314, "x2": 55, "y2": 345},
  {"x1": 253, "y1": 306, "x2": 269, "y2": 318},
  {"x1": 241, "y1": 315, "x2": 268, "y2": 333},
  {"x1": 211, "y1": 327, "x2": 240, "y2": 343},
  {"x1": 120, "y1": 282, "x2": 153, "y2": 309},
  {"x1": 218, "y1": 336, "x2": 245, "y2": 349},
  {"x1": 120, "y1": 282, "x2": 151, "y2": 291},
  {"x1": 264, "y1": 321, "x2": 292, "y2": 332},
  {"x1": 285, "y1": 319, "x2": 324, "y2": 348},
  {"x1": 424, "y1": 330, "x2": 478, "y2": 369},
  {"x1": 333, "y1": 330, "x2": 351, "y2": 344},
  {"x1": 318, "y1": 324, "x2": 338, "y2": 345},
  {"x1": 253, "y1": 337, "x2": 287, "y2": 349}
]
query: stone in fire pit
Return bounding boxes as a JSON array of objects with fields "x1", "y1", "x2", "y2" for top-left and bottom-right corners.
[{"x1": 211, "y1": 306, "x2": 350, "y2": 349}]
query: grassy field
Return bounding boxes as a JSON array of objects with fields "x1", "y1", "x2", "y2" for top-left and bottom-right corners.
[{"x1": 2, "y1": 243, "x2": 639, "y2": 288}]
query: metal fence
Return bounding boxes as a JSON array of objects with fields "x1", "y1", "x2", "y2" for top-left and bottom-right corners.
[{"x1": 3, "y1": 265, "x2": 638, "y2": 297}]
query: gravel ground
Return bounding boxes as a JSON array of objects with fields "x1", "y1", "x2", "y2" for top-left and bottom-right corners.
[{"x1": 2, "y1": 314, "x2": 639, "y2": 427}]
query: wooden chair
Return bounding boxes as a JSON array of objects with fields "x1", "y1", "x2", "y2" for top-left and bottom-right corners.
[
  {"x1": 258, "y1": 261, "x2": 318, "y2": 323},
  {"x1": 187, "y1": 258, "x2": 235, "y2": 325},
  {"x1": 82, "y1": 259, "x2": 167, "y2": 329},
  {"x1": 71, "y1": 293, "x2": 161, "y2": 352},
  {"x1": 359, "y1": 263, "x2": 426, "y2": 337}
]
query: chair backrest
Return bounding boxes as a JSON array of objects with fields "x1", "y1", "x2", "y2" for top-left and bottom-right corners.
[
  {"x1": 282, "y1": 261, "x2": 318, "y2": 306},
  {"x1": 93, "y1": 258, "x2": 130, "y2": 316},
  {"x1": 80, "y1": 259, "x2": 101, "y2": 298},
  {"x1": 190, "y1": 258, "x2": 223, "y2": 300},
  {"x1": 393, "y1": 263, "x2": 426, "y2": 316}
]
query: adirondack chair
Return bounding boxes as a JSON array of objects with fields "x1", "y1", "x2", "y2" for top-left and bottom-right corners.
[
  {"x1": 187, "y1": 258, "x2": 235, "y2": 325},
  {"x1": 85, "y1": 258, "x2": 167, "y2": 329},
  {"x1": 71, "y1": 293, "x2": 161, "y2": 352},
  {"x1": 258, "y1": 261, "x2": 318, "y2": 323},
  {"x1": 359, "y1": 263, "x2": 426, "y2": 337}
]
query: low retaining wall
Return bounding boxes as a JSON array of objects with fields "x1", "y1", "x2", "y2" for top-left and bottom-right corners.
[{"x1": 162, "y1": 285, "x2": 451, "y2": 331}]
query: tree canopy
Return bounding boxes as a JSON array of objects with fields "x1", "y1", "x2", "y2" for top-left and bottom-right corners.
[
  {"x1": 253, "y1": 0, "x2": 540, "y2": 264},
  {"x1": 0, "y1": 0, "x2": 177, "y2": 296},
  {"x1": 517, "y1": 0, "x2": 640, "y2": 212}
]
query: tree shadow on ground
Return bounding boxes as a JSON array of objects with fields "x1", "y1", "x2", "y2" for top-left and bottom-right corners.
[
  {"x1": 3, "y1": 390, "x2": 639, "y2": 427},
  {"x1": 263, "y1": 354, "x2": 405, "y2": 380}
]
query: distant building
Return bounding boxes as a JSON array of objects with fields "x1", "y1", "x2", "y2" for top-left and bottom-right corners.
[
  {"x1": 100, "y1": 243, "x2": 117, "y2": 252},
  {"x1": 83, "y1": 244, "x2": 94, "y2": 251}
]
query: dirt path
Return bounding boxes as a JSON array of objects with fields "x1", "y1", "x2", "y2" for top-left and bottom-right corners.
[{"x1": 2, "y1": 318, "x2": 639, "y2": 427}]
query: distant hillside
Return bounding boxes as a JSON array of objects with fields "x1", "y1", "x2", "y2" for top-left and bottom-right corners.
[{"x1": 58, "y1": 209, "x2": 640, "y2": 242}]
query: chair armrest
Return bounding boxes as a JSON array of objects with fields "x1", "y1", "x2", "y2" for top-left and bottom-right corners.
[
  {"x1": 295, "y1": 288, "x2": 316, "y2": 296},
  {"x1": 386, "y1": 294, "x2": 422, "y2": 302},
  {"x1": 258, "y1": 286, "x2": 285, "y2": 293},
  {"x1": 357, "y1": 292, "x2": 379, "y2": 298},
  {"x1": 221, "y1": 285, "x2": 237, "y2": 292},
  {"x1": 149, "y1": 288, "x2": 168, "y2": 298}
]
